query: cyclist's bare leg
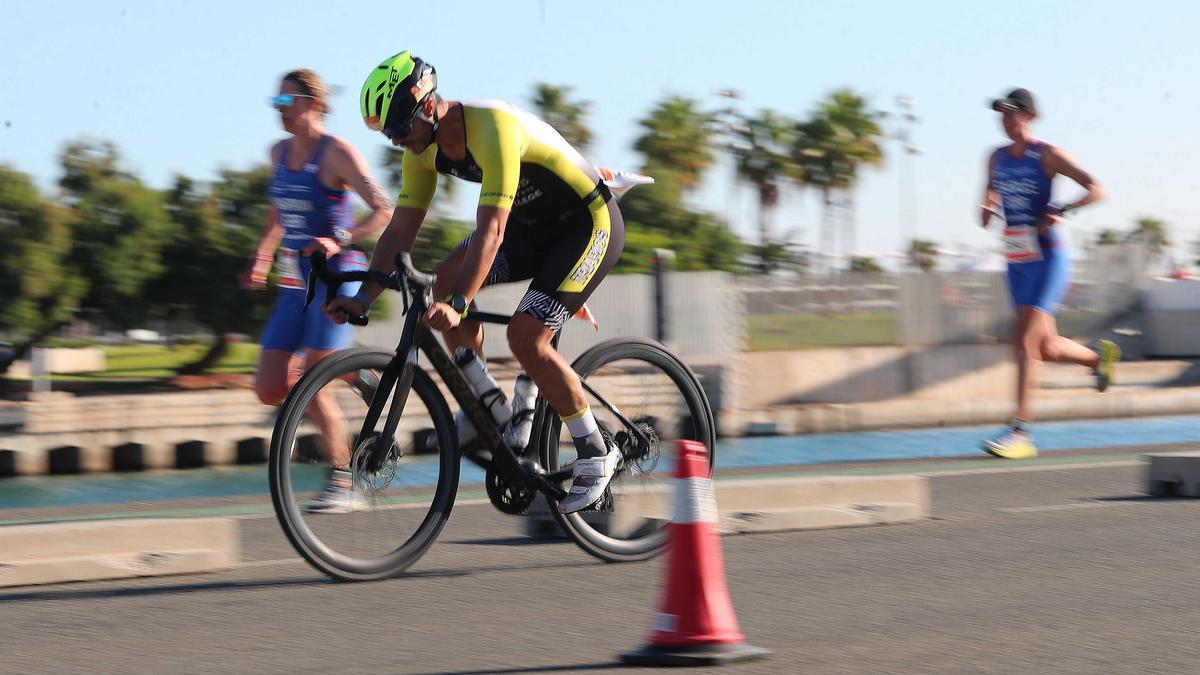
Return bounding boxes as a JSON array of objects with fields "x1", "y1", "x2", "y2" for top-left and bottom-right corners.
[{"x1": 507, "y1": 313, "x2": 591, "y2": 437}]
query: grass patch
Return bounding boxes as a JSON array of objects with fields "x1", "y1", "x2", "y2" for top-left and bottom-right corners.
[
  {"x1": 4, "y1": 343, "x2": 260, "y2": 383},
  {"x1": 747, "y1": 313, "x2": 897, "y2": 351}
]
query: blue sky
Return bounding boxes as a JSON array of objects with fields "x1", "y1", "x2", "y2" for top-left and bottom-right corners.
[{"x1": 2, "y1": 0, "x2": 1197, "y2": 261}]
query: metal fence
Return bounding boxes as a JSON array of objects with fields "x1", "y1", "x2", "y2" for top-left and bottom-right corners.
[{"x1": 739, "y1": 242, "x2": 1149, "y2": 348}]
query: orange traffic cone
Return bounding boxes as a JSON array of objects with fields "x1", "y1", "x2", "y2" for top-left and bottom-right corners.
[{"x1": 621, "y1": 440, "x2": 769, "y2": 666}]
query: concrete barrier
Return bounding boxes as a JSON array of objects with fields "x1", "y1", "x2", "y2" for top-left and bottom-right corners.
[
  {"x1": 0, "y1": 518, "x2": 240, "y2": 588},
  {"x1": 525, "y1": 474, "x2": 929, "y2": 538},
  {"x1": 1145, "y1": 451, "x2": 1200, "y2": 497}
]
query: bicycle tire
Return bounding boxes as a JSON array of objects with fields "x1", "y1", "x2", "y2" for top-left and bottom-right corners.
[
  {"x1": 537, "y1": 337, "x2": 716, "y2": 563},
  {"x1": 269, "y1": 347, "x2": 460, "y2": 581}
]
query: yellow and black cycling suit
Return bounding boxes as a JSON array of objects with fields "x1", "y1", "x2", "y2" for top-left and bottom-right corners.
[{"x1": 397, "y1": 100, "x2": 625, "y2": 330}]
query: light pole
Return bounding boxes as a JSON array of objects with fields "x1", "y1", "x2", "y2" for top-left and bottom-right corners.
[{"x1": 880, "y1": 96, "x2": 922, "y2": 256}]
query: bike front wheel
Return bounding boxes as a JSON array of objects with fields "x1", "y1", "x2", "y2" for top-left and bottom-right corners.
[
  {"x1": 538, "y1": 337, "x2": 716, "y2": 563},
  {"x1": 268, "y1": 347, "x2": 460, "y2": 581}
]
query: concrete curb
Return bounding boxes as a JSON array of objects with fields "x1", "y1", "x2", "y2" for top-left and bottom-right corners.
[
  {"x1": 524, "y1": 474, "x2": 929, "y2": 538},
  {"x1": 6, "y1": 387, "x2": 1200, "y2": 476},
  {"x1": 0, "y1": 517, "x2": 240, "y2": 588},
  {"x1": 723, "y1": 387, "x2": 1200, "y2": 436}
]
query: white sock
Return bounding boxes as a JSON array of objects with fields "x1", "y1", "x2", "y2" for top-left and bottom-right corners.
[{"x1": 561, "y1": 406, "x2": 606, "y2": 459}]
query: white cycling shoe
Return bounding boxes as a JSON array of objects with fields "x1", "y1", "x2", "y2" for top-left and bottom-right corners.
[{"x1": 558, "y1": 445, "x2": 622, "y2": 514}]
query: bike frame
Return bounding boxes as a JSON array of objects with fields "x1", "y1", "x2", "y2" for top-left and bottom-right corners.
[{"x1": 308, "y1": 252, "x2": 652, "y2": 504}]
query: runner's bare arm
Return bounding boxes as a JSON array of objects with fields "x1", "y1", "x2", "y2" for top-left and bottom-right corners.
[
  {"x1": 981, "y1": 151, "x2": 1001, "y2": 228},
  {"x1": 1044, "y1": 145, "x2": 1106, "y2": 212},
  {"x1": 330, "y1": 139, "x2": 394, "y2": 243}
]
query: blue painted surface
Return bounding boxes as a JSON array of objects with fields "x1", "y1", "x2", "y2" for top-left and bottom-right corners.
[{"x1": 4, "y1": 415, "x2": 1199, "y2": 510}]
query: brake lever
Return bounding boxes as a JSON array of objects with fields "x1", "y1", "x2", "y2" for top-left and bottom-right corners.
[{"x1": 400, "y1": 275, "x2": 412, "y2": 315}]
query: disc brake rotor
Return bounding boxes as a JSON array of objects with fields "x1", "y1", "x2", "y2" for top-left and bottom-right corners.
[{"x1": 350, "y1": 433, "x2": 400, "y2": 496}]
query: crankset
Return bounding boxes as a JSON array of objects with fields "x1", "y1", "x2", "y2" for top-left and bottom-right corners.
[{"x1": 484, "y1": 464, "x2": 537, "y2": 515}]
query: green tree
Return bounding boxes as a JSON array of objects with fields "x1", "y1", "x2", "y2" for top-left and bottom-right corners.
[
  {"x1": 60, "y1": 140, "x2": 176, "y2": 329},
  {"x1": 0, "y1": 167, "x2": 86, "y2": 373},
  {"x1": 730, "y1": 109, "x2": 798, "y2": 272},
  {"x1": 1096, "y1": 228, "x2": 1122, "y2": 246},
  {"x1": 150, "y1": 173, "x2": 275, "y2": 373},
  {"x1": 850, "y1": 256, "x2": 884, "y2": 274},
  {"x1": 1130, "y1": 216, "x2": 1169, "y2": 261},
  {"x1": 530, "y1": 83, "x2": 593, "y2": 152},
  {"x1": 633, "y1": 96, "x2": 715, "y2": 197},
  {"x1": 907, "y1": 238, "x2": 939, "y2": 272},
  {"x1": 616, "y1": 94, "x2": 743, "y2": 273}
]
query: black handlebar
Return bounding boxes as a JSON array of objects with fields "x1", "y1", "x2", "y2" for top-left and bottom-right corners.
[{"x1": 303, "y1": 251, "x2": 435, "y2": 326}]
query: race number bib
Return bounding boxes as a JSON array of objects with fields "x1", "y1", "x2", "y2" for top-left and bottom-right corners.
[
  {"x1": 1004, "y1": 226, "x2": 1042, "y2": 263},
  {"x1": 277, "y1": 249, "x2": 305, "y2": 289}
]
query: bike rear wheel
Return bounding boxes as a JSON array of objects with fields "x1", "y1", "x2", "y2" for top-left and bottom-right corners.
[
  {"x1": 269, "y1": 347, "x2": 460, "y2": 581},
  {"x1": 538, "y1": 337, "x2": 716, "y2": 563}
]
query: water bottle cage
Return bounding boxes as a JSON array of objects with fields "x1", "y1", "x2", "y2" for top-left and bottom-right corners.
[{"x1": 479, "y1": 388, "x2": 509, "y2": 414}]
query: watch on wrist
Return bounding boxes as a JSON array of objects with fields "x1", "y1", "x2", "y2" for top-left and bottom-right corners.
[
  {"x1": 444, "y1": 294, "x2": 469, "y2": 317},
  {"x1": 332, "y1": 226, "x2": 352, "y2": 247}
]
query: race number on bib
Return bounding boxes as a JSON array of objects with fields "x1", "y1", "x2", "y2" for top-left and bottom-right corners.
[
  {"x1": 277, "y1": 249, "x2": 305, "y2": 289},
  {"x1": 1004, "y1": 226, "x2": 1042, "y2": 263}
]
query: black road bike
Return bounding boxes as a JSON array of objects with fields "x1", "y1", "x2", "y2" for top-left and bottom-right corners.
[{"x1": 268, "y1": 252, "x2": 715, "y2": 581}]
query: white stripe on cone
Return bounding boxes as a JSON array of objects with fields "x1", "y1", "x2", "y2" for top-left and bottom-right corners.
[{"x1": 673, "y1": 477, "x2": 718, "y2": 524}]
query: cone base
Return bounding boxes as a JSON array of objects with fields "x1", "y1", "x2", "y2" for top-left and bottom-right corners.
[{"x1": 620, "y1": 641, "x2": 770, "y2": 666}]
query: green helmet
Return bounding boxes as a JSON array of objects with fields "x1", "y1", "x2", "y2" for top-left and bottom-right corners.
[{"x1": 360, "y1": 51, "x2": 438, "y2": 136}]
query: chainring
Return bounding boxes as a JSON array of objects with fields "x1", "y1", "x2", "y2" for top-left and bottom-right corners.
[{"x1": 485, "y1": 465, "x2": 537, "y2": 515}]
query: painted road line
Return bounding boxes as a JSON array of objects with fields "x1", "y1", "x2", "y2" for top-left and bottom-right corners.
[{"x1": 1000, "y1": 502, "x2": 1117, "y2": 514}]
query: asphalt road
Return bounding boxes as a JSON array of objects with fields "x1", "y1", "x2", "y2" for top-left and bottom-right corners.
[{"x1": 3, "y1": 453, "x2": 1199, "y2": 674}]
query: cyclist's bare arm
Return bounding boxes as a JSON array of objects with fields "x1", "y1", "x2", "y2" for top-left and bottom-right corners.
[
  {"x1": 325, "y1": 139, "x2": 394, "y2": 243},
  {"x1": 364, "y1": 206, "x2": 428, "y2": 303},
  {"x1": 1043, "y1": 145, "x2": 1105, "y2": 211},
  {"x1": 981, "y1": 150, "x2": 1001, "y2": 229},
  {"x1": 452, "y1": 205, "x2": 510, "y2": 299}
]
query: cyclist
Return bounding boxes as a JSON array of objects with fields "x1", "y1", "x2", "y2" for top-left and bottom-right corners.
[
  {"x1": 325, "y1": 52, "x2": 624, "y2": 513},
  {"x1": 244, "y1": 68, "x2": 394, "y2": 511},
  {"x1": 980, "y1": 87, "x2": 1119, "y2": 459}
]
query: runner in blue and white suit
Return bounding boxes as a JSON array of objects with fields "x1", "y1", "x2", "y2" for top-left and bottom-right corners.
[
  {"x1": 244, "y1": 69, "x2": 393, "y2": 511},
  {"x1": 980, "y1": 88, "x2": 1119, "y2": 459}
]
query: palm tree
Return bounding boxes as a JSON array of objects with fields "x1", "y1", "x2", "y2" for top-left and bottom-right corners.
[
  {"x1": 907, "y1": 238, "x2": 938, "y2": 272},
  {"x1": 794, "y1": 90, "x2": 885, "y2": 270},
  {"x1": 633, "y1": 96, "x2": 715, "y2": 194},
  {"x1": 792, "y1": 115, "x2": 851, "y2": 271},
  {"x1": 530, "y1": 83, "x2": 593, "y2": 152},
  {"x1": 730, "y1": 109, "x2": 798, "y2": 272}
]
